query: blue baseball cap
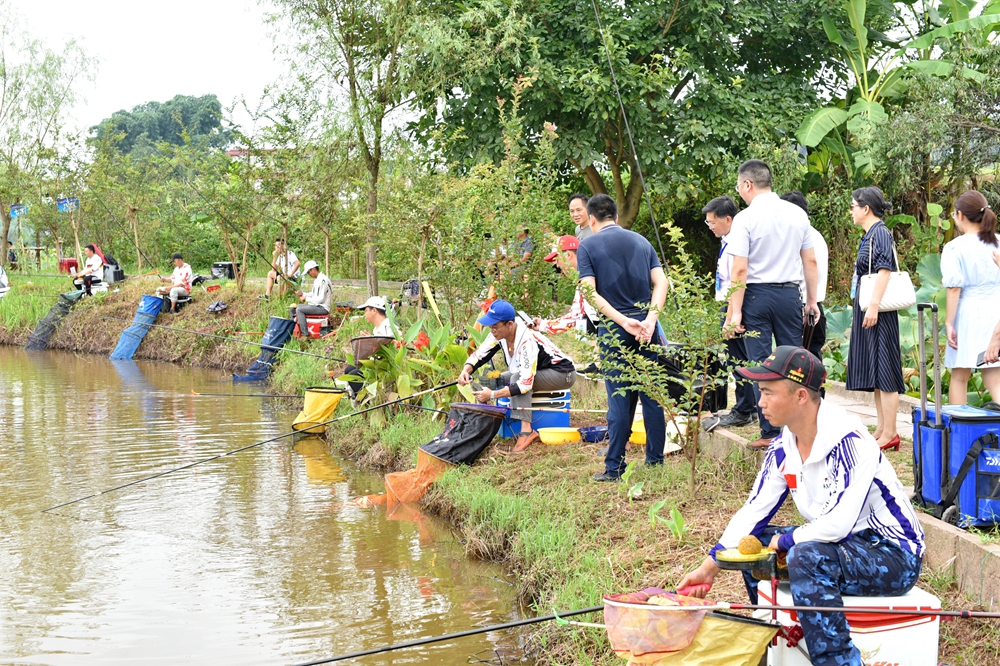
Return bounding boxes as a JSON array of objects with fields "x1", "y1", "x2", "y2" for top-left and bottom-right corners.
[{"x1": 477, "y1": 299, "x2": 516, "y2": 327}]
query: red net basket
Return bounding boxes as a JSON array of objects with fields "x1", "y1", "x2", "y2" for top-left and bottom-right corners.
[{"x1": 603, "y1": 588, "x2": 715, "y2": 660}]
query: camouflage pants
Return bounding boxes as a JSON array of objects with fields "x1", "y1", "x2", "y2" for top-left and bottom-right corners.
[{"x1": 742, "y1": 526, "x2": 922, "y2": 666}]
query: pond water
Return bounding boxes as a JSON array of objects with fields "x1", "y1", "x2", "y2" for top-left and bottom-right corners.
[{"x1": 0, "y1": 347, "x2": 527, "y2": 665}]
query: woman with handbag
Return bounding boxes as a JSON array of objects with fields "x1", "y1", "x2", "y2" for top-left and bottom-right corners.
[
  {"x1": 942, "y1": 190, "x2": 1000, "y2": 404},
  {"x1": 846, "y1": 186, "x2": 908, "y2": 450}
]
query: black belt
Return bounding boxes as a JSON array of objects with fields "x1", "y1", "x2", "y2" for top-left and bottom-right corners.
[{"x1": 749, "y1": 282, "x2": 800, "y2": 289}]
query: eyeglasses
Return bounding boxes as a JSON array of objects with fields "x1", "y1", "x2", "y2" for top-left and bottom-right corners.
[
  {"x1": 735, "y1": 179, "x2": 752, "y2": 193},
  {"x1": 704, "y1": 218, "x2": 717, "y2": 227},
  {"x1": 849, "y1": 202, "x2": 866, "y2": 210}
]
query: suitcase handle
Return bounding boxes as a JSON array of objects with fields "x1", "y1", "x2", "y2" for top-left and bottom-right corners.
[{"x1": 916, "y1": 303, "x2": 942, "y2": 427}]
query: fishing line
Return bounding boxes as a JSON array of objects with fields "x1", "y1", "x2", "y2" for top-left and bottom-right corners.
[
  {"x1": 290, "y1": 605, "x2": 604, "y2": 665},
  {"x1": 188, "y1": 391, "x2": 302, "y2": 399},
  {"x1": 84, "y1": 313, "x2": 347, "y2": 363},
  {"x1": 39, "y1": 381, "x2": 458, "y2": 514}
]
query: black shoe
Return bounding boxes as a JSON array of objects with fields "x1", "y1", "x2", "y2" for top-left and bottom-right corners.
[
  {"x1": 593, "y1": 472, "x2": 622, "y2": 483},
  {"x1": 580, "y1": 362, "x2": 600, "y2": 375},
  {"x1": 716, "y1": 410, "x2": 754, "y2": 428},
  {"x1": 702, "y1": 416, "x2": 722, "y2": 433}
]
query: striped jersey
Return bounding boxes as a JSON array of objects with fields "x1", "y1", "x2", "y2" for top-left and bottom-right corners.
[
  {"x1": 711, "y1": 400, "x2": 924, "y2": 559},
  {"x1": 465, "y1": 320, "x2": 573, "y2": 396}
]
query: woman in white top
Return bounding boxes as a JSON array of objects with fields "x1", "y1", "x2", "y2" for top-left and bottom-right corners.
[
  {"x1": 942, "y1": 190, "x2": 1000, "y2": 404},
  {"x1": 71, "y1": 244, "x2": 104, "y2": 295}
]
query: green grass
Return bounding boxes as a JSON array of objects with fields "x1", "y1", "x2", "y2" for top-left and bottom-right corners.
[{"x1": 0, "y1": 279, "x2": 66, "y2": 334}]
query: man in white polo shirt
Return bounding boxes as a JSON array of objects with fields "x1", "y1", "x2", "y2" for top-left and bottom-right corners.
[{"x1": 726, "y1": 160, "x2": 819, "y2": 448}]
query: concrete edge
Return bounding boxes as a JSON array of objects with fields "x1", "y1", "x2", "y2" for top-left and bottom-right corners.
[
  {"x1": 825, "y1": 380, "x2": 920, "y2": 416},
  {"x1": 700, "y1": 425, "x2": 1000, "y2": 608}
]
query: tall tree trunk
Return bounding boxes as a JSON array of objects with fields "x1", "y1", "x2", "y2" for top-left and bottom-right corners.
[
  {"x1": 365, "y1": 176, "x2": 379, "y2": 298},
  {"x1": 323, "y1": 228, "x2": 330, "y2": 276},
  {"x1": 0, "y1": 211, "x2": 11, "y2": 269},
  {"x1": 70, "y1": 213, "x2": 83, "y2": 265},
  {"x1": 126, "y1": 206, "x2": 142, "y2": 272}
]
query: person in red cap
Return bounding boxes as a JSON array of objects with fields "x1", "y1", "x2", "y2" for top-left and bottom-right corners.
[
  {"x1": 678, "y1": 345, "x2": 924, "y2": 666},
  {"x1": 532, "y1": 235, "x2": 598, "y2": 335}
]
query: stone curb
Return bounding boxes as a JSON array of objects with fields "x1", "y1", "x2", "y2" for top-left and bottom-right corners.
[
  {"x1": 699, "y1": 425, "x2": 1000, "y2": 608},
  {"x1": 825, "y1": 380, "x2": 921, "y2": 416}
]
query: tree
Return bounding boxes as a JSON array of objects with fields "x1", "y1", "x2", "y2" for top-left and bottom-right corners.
[
  {"x1": 0, "y1": 1, "x2": 94, "y2": 267},
  {"x1": 268, "y1": 0, "x2": 426, "y2": 297},
  {"x1": 413, "y1": 0, "x2": 843, "y2": 228},
  {"x1": 90, "y1": 94, "x2": 231, "y2": 154}
]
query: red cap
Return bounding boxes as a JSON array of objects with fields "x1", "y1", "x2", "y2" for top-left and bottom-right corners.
[{"x1": 544, "y1": 235, "x2": 581, "y2": 262}]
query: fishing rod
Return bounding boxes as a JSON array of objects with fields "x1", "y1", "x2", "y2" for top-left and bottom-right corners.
[
  {"x1": 152, "y1": 145, "x2": 301, "y2": 292},
  {"x1": 40, "y1": 380, "x2": 458, "y2": 514},
  {"x1": 189, "y1": 391, "x2": 301, "y2": 399},
  {"x1": 509, "y1": 407, "x2": 608, "y2": 414},
  {"x1": 89, "y1": 187, "x2": 161, "y2": 274},
  {"x1": 291, "y1": 605, "x2": 604, "y2": 666},
  {"x1": 86, "y1": 314, "x2": 347, "y2": 363}
]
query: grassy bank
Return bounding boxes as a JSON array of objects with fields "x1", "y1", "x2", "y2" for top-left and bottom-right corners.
[
  {"x1": 0, "y1": 273, "x2": 370, "y2": 373},
  {"x1": 318, "y1": 399, "x2": 1000, "y2": 666}
]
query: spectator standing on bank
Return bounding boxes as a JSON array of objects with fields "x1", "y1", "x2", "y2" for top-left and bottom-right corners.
[
  {"x1": 845, "y1": 186, "x2": 904, "y2": 450},
  {"x1": 941, "y1": 190, "x2": 1000, "y2": 404},
  {"x1": 780, "y1": 191, "x2": 829, "y2": 362},
  {"x1": 701, "y1": 195, "x2": 757, "y2": 431},
  {"x1": 726, "y1": 160, "x2": 819, "y2": 449},
  {"x1": 569, "y1": 193, "x2": 592, "y2": 241},
  {"x1": 578, "y1": 194, "x2": 669, "y2": 482}
]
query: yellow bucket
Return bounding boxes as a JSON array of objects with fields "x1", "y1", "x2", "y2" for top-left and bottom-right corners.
[
  {"x1": 630, "y1": 419, "x2": 646, "y2": 445},
  {"x1": 538, "y1": 427, "x2": 581, "y2": 445},
  {"x1": 292, "y1": 386, "x2": 346, "y2": 434}
]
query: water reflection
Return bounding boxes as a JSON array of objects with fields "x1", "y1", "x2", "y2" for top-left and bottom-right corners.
[{"x1": 0, "y1": 347, "x2": 526, "y2": 665}]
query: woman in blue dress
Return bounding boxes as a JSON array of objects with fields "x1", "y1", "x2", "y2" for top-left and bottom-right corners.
[
  {"x1": 846, "y1": 186, "x2": 905, "y2": 450},
  {"x1": 942, "y1": 189, "x2": 1000, "y2": 404}
]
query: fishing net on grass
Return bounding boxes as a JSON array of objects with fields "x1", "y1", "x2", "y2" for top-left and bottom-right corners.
[
  {"x1": 353, "y1": 403, "x2": 506, "y2": 508},
  {"x1": 25, "y1": 291, "x2": 84, "y2": 350},
  {"x1": 603, "y1": 588, "x2": 777, "y2": 666}
]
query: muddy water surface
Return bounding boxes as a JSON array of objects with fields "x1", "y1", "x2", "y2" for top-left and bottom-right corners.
[{"x1": 0, "y1": 347, "x2": 526, "y2": 664}]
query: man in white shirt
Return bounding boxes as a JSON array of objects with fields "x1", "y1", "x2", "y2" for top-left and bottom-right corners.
[
  {"x1": 156, "y1": 253, "x2": 193, "y2": 313},
  {"x1": 781, "y1": 191, "x2": 829, "y2": 363},
  {"x1": 290, "y1": 260, "x2": 332, "y2": 337},
  {"x1": 358, "y1": 295, "x2": 394, "y2": 337},
  {"x1": 569, "y1": 193, "x2": 592, "y2": 241},
  {"x1": 726, "y1": 160, "x2": 819, "y2": 448},
  {"x1": 262, "y1": 238, "x2": 300, "y2": 301},
  {"x1": 679, "y1": 346, "x2": 923, "y2": 666},
  {"x1": 701, "y1": 196, "x2": 757, "y2": 431}
]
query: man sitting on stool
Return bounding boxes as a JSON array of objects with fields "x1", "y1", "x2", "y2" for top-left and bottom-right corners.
[
  {"x1": 358, "y1": 295, "x2": 394, "y2": 337},
  {"x1": 678, "y1": 346, "x2": 924, "y2": 666},
  {"x1": 290, "y1": 260, "x2": 332, "y2": 337},
  {"x1": 156, "y1": 253, "x2": 192, "y2": 313}
]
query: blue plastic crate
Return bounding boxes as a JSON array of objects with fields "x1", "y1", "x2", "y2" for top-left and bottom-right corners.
[{"x1": 497, "y1": 396, "x2": 571, "y2": 438}]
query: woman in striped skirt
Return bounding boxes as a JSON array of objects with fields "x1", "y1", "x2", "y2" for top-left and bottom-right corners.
[{"x1": 846, "y1": 186, "x2": 905, "y2": 450}]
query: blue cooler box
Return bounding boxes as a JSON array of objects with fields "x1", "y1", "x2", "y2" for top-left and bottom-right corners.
[
  {"x1": 912, "y1": 404, "x2": 1000, "y2": 526},
  {"x1": 497, "y1": 392, "x2": 571, "y2": 437}
]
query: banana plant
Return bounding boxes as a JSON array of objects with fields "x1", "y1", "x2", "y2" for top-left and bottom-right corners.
[{"x1": 796, "y1": 0, "x2": 1000, "y2": 175}]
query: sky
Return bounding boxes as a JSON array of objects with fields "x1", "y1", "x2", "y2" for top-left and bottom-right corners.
[{"x1": 11, "y1": 0, "x2": 287, "y2": 134}]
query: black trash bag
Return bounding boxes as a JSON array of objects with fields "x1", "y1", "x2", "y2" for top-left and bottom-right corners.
[
  {"x1": 419, "y1": 403, "x2": 507, "y2": 465},
  {"x1": 658, "y1": 342, "x2": 728, "y2": 414}
]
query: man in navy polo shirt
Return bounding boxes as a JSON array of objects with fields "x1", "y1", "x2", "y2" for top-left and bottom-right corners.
[{"x1": 577, "y1": 194, "x2": 669, "y2": 481}]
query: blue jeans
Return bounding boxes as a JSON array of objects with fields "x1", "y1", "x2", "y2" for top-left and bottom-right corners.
[
  {"x1": 742, "y1": 527, "x2": 922, "y2": 666},
  {"x1": 741, "y1": 283, "x2": 803, "y2": 438},
  {"x1": 721, "y1": 307, "x2": 757, "y2": 416},
  {"x1": 599, "y1": 322, "x2": 666, "y2": 476}
]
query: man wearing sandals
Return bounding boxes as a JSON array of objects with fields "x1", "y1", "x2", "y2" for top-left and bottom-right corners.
[
  {"x1": 678, "y1": 346, "x2": 924, "y2": 666},
  {"x1": 458, "y1": 300, "x2": 577, "y2": 452}
]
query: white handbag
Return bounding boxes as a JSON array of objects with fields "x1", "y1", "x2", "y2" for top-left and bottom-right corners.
[{"x1": 858, "y1": 227, "x2": 916, "y2": 313}]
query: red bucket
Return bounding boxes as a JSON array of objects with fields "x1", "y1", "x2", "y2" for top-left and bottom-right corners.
[{"x1": 58, "y1": 257, "x2": 79, "y2": 274}]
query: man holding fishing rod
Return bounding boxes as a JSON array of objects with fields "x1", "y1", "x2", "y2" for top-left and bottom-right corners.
[
  {"x1": 261, "y1": 238, "x2": 300, "y2": 301},
  {"x1": 678, "y1": 346, "x2": 924, "y2": 666},
  {"x1": 289, "y1": 260, "x2": 332, "y2": 336},
  {"x1": 156, "y1": 253, "x2": 193, "y2": 313}
]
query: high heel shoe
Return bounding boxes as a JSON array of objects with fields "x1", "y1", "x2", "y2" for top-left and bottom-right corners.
[{"x1": 879, "y1": 435, "x2": 901, "y2": 452}]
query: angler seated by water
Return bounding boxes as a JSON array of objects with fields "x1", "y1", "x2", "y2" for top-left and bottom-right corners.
[
  {"x1": 337, "y1": 296, "x2": 398, "y2": 397},
  {"x1": 156, "y1": 253, "x2": 193, "y2": 313},
  {"x1": 261, "y1": 238, "x2": 300, "y2": 301},
  {"x1": 677, "y1": 346, "x2": 924, "y2": 666},
  {"x1": 71, "y1": 244, "x2": 107, "y2": 296},
  {"x1": 459, "y1": 299, "x2": 577, "y2": 453},
  {"x1": 289, "y1": 260, "x2": 332, "y2": 337}
]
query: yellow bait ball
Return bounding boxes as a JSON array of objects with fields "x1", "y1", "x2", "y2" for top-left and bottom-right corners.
[{"x1": 738, "y1": 535, "x2": 763, "y2": 555}]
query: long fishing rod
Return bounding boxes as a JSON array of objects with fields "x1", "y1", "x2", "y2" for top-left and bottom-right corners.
[
  {"x1": 89, "y1": 187, "x2": 161, "y2": 273},
  {"x1": 152, "y1": 145, "x2": 301, "y2": 292},
  {"x1": 40, "y1": 381, "x2": 458, "y2": 514},
  {"x1": 86, "y1": 314, "x2": 347, "y2": 363},
  {"x1": 189, "y1": 391, "x2": 301, "y2": 399},
  {"x1": 291, "y1": 605, "x2": 604, "y2": 666}
]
